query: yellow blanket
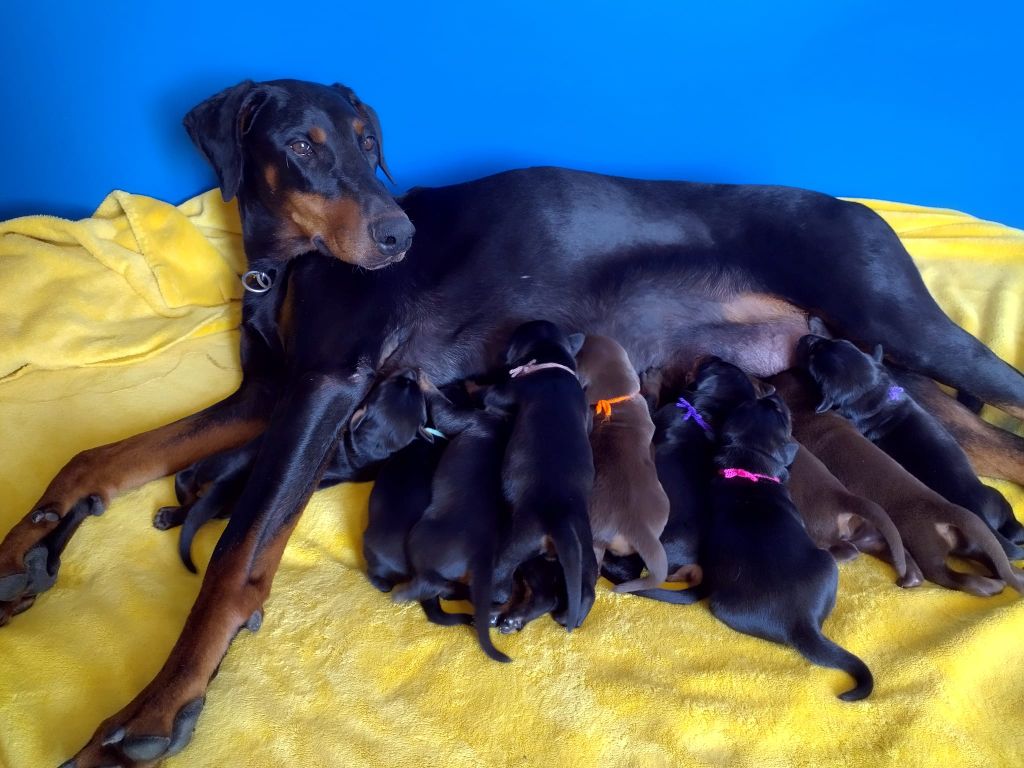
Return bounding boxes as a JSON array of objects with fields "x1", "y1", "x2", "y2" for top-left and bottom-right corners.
[{"x1": 0, "y1": 191, "x2": 1021, "y2": 768}]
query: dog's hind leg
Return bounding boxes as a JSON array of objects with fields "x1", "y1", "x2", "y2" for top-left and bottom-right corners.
[
  {"x1": 896, "y1": 370, "x2": 1024, "y2": 486},
  {"x1": 0, "y1": 382, "x2": 272, "y2": 624},
  {"x1": 612, "y1": 527, "x2": 669, "y2": 593}
]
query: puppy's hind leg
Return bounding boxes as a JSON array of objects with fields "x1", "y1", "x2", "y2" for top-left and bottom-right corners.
[{"x1": 612, "y1": 527, "x2": 669, "y2": 593}]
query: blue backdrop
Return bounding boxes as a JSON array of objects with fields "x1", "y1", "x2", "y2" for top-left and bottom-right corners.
[{"x1": 1, "y1": 1, "x2": 1021, "y2": 226}]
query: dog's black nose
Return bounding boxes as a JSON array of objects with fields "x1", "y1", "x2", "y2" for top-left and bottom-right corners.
[{"x1": 369, "y1": 215, "x2": 415, "y2": 258}]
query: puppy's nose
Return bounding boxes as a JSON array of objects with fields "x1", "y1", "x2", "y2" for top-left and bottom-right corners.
[{"x1": 369, "y1": 215, "x2": 415, "y2": 258}]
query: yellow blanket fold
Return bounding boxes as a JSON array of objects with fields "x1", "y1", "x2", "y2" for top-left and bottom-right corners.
[{"x1": 0, "y1": 192, "x2": 1021, "y2": 768}]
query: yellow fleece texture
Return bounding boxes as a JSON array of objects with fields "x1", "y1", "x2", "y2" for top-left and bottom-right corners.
[{"x1": 0, "y1": 191, "x2": 1021, "y2": 767}]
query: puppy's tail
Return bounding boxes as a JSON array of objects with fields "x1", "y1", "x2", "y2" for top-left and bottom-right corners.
[
  {"x1": 612, "y1": 528, "x2": 669, "y2": 593},
  {"x1": 470, "y1": 549, "x2": 511, "y2": 663},
  {"x1": 849, "y1": 498, "x2": 911, "y2": 586},
  {"x1": 178, "y1": 479, "x2": 237, "y2": 574},
  {"x1": 630, "y1": 583, "x2": 707, "y2": 605},
  {"x1": 550, "y1": 517, "x2": 584, "y2": 632},
  {"x1": 791, "y1": 625, "x2": 873, "y2": 702}
]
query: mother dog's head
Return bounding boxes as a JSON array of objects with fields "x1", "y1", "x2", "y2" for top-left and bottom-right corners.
[{"x1": 184, "y1": 79, "x2": 414, "y2": 269}]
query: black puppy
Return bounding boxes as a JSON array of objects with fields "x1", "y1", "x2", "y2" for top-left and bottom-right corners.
[
  {"x1": 394, "y1": 407, "x2": 512, "y2": 662},
  {"x1": 602, "y1": 357, "x2": 757, "y2": 591},
  {"x1": 799, "y1": 334, "x2": 1024, "y2": 556},
  {"x1": 642, "y1": 394, "x2": 874, "y2": 701},
  {"x1": 489, "y1": 320, "x2": 597, "y2": 631}
]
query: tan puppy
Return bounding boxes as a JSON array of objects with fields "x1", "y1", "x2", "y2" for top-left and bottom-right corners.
[
  {"x1": 788, "y1": 443, "x2": 920, "y2": 587},
  {"x1": 576, "y1": 335, "x2": 669, "y2": 592},
  {"x1": 773, "y1": 370, "x2": 1024, "y2": 596}
]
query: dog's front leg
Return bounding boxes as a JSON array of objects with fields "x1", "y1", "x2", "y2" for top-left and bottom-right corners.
[
  {"x1": 0, "y1": 378, "x2": 276, "y2": 625},
  {"x1": 59, "y1": 370, "x2": 364, "y2": 768}
]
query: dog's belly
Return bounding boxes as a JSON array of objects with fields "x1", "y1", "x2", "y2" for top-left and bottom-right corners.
[{"x1": 391, "y1": 279, "x2": 808, "y2": 383}]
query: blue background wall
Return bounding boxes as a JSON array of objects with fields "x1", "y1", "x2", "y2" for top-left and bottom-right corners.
[{"x1": 1, "y1": 1, "x2": 1021, "y2": 226}]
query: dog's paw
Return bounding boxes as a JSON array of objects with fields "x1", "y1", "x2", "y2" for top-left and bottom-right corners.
[
  {"x1": 60, "y1": 696, "x2": 205, "y2": 768},
  {"x1": 0, "y1": 495, "x2": 105, "y2": 625}
]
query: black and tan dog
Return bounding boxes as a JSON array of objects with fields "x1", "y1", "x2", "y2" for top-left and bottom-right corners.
[
  {"x1": 776, "y1": 369, "x2": 1024, "y2": 596},
  {"x1": 575, "y1": 335, "x2": 669, "y2": 592},
  {"x1": 492, "y1": 554, "x2": 567, "y2": 634},
  {"x1": 2, "y1": 79, "x2": 1022, "y2": 764},
  {"x1": 489, "y1": 321, "x2": 597, "y2": 631},
  {"x1": 603, "y1": 357, "x2": 757, "y2": 591},
  {"x1": 799, "y1": 334, "x2": 1024, "y2": 557}
]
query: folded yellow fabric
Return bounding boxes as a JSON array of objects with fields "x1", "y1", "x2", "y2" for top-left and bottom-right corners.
[{"x1": 0, "y1": 192, "x2": 1021, "y2": 768}]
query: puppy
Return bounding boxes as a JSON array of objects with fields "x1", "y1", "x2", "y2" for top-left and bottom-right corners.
[
  {"x1": 395, "y1": 407, "x2": 512, "y2": 662},
  {"x1": 575, "y1": 335, "x2": 669, "y2": 592},
  {"x1": 786, "y1": 441, "x2": 919, "y2": 587},
  {"x1": 603, "y1": 357, "x2": 757, "y2": 592},
  {"x1": 488, "y1": 320, "x2": 598, "y2": 631},
  {"x1": 799, "y1": 334, "x2": 1024, "y2": 557},
  {"x1": 644, "y1": 393, "x2": 875, "y2": 701},
  {"x1": 777, "y1": 368, "x2": 1024, "y2": 597}
]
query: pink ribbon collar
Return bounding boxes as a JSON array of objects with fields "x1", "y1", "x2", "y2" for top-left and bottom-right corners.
[
  {"x1": 719, "y1": 467, "x2": 781, "y2": 484},
  {"x1": 509, "y1": 359, "x2": 578, "y2": 380}
]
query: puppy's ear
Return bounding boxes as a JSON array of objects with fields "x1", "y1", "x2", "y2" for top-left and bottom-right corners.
[
  {"x1": 348, "y1": 405, "x2": 369, "y2": 433},
  {"x1": 333, "y1": 83, "x2": 393, "y2": 183},
  {"x1": 183, "y1": 80, "x2": 269, "y2": 202},
  {"x1": 815, "y1": 395, "x2": 837, "y2": 414},
  {"x1": 782, "y1": 440, "x2": 800, "y2": 467},
  {"x1": 872, "y1": 344, "x2": 885, "y2": 363},
  {"x1": 808, "y1": 316, "x2": 833, "y2": 338},
  {"x1": 567, "y1": 333, "x2": 586, "y2": 357},
  {"x1": 758, "y1": 382, "x2": 777, "y2": 398}
]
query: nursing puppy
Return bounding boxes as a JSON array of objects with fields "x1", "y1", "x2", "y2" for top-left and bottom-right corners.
[
  {"x1": 575, "y1": 335, "x2": 669, "y2": 592},
  {"x1": 489, "y1": 320, "x2": 598, "y2": 631},
  {"x1": 643, "y1": 394, "x2": 875, "y2": 701},
  {"x1": 799, "y1": 334, "x2": 1024, "y2": 557},
  {"x1": 394, "y1": 408, "x2": 511, "y2": 662},
  {"x1": 603, "y1": 357, "x2": 756, "y2": 591},
  {"x1": 775, "y1": 369, "x2": 1024, "y2": 596},
  {"x1": 787, "y1": 443, "x2": 918, "y2": 587}
]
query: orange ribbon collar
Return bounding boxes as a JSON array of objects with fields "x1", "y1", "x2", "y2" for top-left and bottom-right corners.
[{"x1": 595, "y1": 394, "x2": 635, "y2": 419}]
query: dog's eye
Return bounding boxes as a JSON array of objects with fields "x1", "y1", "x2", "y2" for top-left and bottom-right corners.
[
  {"x1": 361, "y1": 135, "x2": 377, "y2": 153},
  {"x1": 289, "y1": 140, "x2": 312, "y2": 156}
]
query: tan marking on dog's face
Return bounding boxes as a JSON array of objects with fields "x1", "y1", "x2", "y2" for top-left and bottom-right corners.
[
  {"x1": 309, "y1": 126, "x2": 327, "y2": 144},
  {"x1": 352, "y1": 118, "x2": 365, "y2": 135},
  {"x1": 277, "y1": 191, "x2": 380, "y2": 266},
  {"x1": 263, "y1": 165, "x2": 279, "y2": 194}
]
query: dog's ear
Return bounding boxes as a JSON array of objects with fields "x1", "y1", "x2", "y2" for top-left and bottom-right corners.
[
  {"x1": 348, "y1": 404, "x2": 369, "y2": 434},
  {"x1": 333, "y1": 83, "x2": 394, "y2": 184},
  {"x1": 808, "y1": 316, "x2": 833, "y2": 338},
  {"x1": 757, "y1": 382, "x2": 777, "y2": 398},
  {"x1": 183, "y1": 80, "x2": 270, "y2": 202},
  {"x1": 566, "y1": 333, "x2": 586, "y2": 357},
  {"x1": 872, "y1": 344, "x2": 884, "y2": 363}
]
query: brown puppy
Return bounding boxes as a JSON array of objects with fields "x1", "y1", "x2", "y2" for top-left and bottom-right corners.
[
  {"x1": 576, "y1": 335, "x2": 669, "y2": 592},
  {"x1": 787, "y1": 443, "x2": 920, "y2": 587},
  {"x1": 773, "y1": 370, "x2": 1024, "y2": 596}
]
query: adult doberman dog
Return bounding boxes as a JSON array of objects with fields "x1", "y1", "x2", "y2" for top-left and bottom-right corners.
[{"x1": 1, "y1": 78, "x2": 1022, "y2": 766}]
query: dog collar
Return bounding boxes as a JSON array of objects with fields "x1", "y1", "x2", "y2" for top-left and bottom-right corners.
[
  {"x1": 887, "y1": 385, "x2": 905, "y2": 402},
  {"x1": 595, "y1": 394, "x2": 635, "y2": 419},
  {"x1": 509, "y1": 359, "x2": 578, "y2": 380},
  {"x1": 719, "y1": 467, "x2": 781, "y2": 484},
  {"x1": 422, "y1": 427, "x2": 446, "y2": 440},
  {"x1": 241, "y1": 270, "x2": 274, "y2": 294},
  {"x1": 676, "y1": 396, "x2": 712, "y2": 433}
]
